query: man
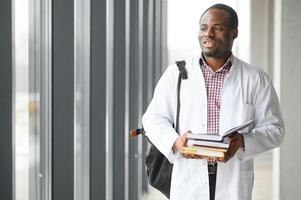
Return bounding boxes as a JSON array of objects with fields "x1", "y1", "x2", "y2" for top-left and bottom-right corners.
[{"x1": 142, "y1": 3, "x2": 284, "y2": 200}]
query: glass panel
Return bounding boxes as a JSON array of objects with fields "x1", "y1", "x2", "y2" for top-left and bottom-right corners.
[
  {"x1": 14, "y1": 0, "x2": 52, "y2": 200},
  {"x1": 13, "y1": 0, "x2": 30, "y2": 200}
]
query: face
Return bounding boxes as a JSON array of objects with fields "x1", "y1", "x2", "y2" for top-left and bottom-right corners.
[{"x1": 198, "y1": 9, "x2": 237, "y2": 59}]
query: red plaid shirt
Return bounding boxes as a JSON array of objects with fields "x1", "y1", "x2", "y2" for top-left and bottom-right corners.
[{"x1": 200, "y1": 54, "x2": 233, "y2": 134}]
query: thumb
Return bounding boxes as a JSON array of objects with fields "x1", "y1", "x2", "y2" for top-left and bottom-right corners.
[{"x1": 183, "y1": 130, "x2": 192, "y2": 146}]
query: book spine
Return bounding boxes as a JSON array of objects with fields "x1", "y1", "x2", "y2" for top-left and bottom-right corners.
[{"x1": 187, "y1": 139, "x2": 229, "y2": 148}]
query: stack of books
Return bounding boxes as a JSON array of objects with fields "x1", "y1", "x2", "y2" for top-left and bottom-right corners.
[
  {"x1": 181, "y1": 134, "x2": 230, "y2": 158},
  {"x1": 181, "y1": 120, "x2": 254, "y2": 158}
]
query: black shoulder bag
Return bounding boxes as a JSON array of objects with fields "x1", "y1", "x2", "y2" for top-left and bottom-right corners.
[{"x1": 130, "y1": 60, "x2": 187, "y2": 199}]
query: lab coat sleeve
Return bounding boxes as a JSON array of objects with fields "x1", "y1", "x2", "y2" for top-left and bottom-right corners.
[
  {"x1": 142, "y1": 65, "x2": 180, "y2": 163},
  {"x1": 239, "y1": 77, "x2": 285, "y2": 161}
]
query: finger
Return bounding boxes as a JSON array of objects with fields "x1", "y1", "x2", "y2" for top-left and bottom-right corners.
[
  {"x1": 184, "y1": 138, "x2": 188, "y2": 147},
  {"x1": 183, "y1": 153, "x2": 205, "y2": 159},
  {"x1": 183, "y1": 154, "x2": 192, "y2": 159},
  {"x1": 183, "y1": 153, "x2": 198, "y2": 159},
  {"x1": 183, "y1": 130, "x2": 192, "y2": 136},
  {"x1": 227, "y1": 132, "x2": 241, "y2": 141},
  {"x1": 233, "y1": 133, "x2": 243, "y2": 141},
  {"x1": 223, "y1": 152, "x2": 232, "y2": 162},
  {"x1": 226, "y1": 133, "x2": 234, "y2": 138},
  {"x1": 182, "y1": 131, "x2": 191, "y2": 144},
  {"x1": 222, "y1": 157, "x2": 229, "y2": 163}
]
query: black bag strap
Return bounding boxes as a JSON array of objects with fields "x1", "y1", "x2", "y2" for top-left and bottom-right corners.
[
  {"x1": 130, "y1": 60, "x2": 187, "y2": 138},
  {"x1": 175, "y1": 60, "x2": 187, "y2": 134},
  {"x1": 176, "y1": 60, "x2": 188, "y2": 80}
]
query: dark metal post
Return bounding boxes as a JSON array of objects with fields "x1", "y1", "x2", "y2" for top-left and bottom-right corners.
[{"x1": 52, "y1": 0, "x2": 74, "y2": 199}]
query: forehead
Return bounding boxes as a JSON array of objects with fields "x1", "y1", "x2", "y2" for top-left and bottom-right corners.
[{"x1": 200, "y1": 8, "x2": 229, "y2": 26}]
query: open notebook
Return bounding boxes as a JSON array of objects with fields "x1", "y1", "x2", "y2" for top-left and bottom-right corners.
[{"x1": 187, "y1": 120, "x2": 254, "y2": 142}]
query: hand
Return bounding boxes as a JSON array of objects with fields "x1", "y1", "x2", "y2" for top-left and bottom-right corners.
[
  {"x1": 219, "y1": 132, "x2": 244, "y2": 162},
  {"x1": 172, "y1": 130, "x2": 191, "y2": 153},
  {"x1": 175, "y1": 131, "x2": 213, "y2": 159}
]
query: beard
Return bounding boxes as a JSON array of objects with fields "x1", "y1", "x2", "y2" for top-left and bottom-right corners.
[
  {"x1": 202, "y1": 48, "x2": 221, "y2": 57},
  {"x1": 200, "y1": 39, "x2": 232, "y2": 58}
]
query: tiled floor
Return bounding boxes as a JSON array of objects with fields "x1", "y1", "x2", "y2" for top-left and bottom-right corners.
[{"x1": 143, "y1": 151, "x2": 273, "y2": 200}]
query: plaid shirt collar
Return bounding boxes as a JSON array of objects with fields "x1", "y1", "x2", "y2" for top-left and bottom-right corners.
[{"x1": 199, "y1": 53, "x2": 234, "y2": 74}]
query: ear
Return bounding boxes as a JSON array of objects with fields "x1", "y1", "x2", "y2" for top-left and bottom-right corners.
[{"x1": 232, "y1": 29, "x2": 238, "y2": 39}]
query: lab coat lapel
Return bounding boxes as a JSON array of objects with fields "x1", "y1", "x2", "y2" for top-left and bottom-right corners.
[{"x1": 219, "y1": 57, "x2": 240, "y2": 136}]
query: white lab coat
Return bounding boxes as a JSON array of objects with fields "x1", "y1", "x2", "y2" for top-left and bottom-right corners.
[{"x1": 142, "y1": 56, "x2": 284, "y2": 200}]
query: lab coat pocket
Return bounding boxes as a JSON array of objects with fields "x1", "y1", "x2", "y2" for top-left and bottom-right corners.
[
  {"x1": 242, "y1": 103, "x2": 254, "y2": 121},
  {"x1": 237, "y1": 103, "x2": 254, "y2": 133}
]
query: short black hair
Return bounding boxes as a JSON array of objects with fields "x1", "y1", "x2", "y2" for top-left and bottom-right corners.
[{"x1": 200, "y1": 4, "x2": 238, "y2": 29}]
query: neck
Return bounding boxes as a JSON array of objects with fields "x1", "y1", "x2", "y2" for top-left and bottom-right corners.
[{"x1": 203, "y1": 53, "x2": 231, "y2": 71}]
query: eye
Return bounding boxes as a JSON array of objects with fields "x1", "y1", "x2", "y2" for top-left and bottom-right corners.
[
  {"x1": 200, "y1": 26, "x2": 207, "y2": 32},
  {"x1": 214, "y1": 26, "x2": 223, "y2": 32}
]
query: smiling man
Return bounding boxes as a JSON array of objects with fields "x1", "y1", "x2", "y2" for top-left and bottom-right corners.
[
  {"x1": 142, "y1": 4, "x2": 284, "y2": 200},
  {"x1": 199, "y1": 6, "x2": 237, "y2": 70}
]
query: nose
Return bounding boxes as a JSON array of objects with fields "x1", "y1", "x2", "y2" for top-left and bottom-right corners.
[{"x1": 202, "y1": 27, "x2": 214, "y2": 38}]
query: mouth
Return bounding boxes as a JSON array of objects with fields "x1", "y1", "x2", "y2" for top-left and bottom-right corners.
[{"x1": 203, "y1": 40, "x2": 215, "y2": 48}]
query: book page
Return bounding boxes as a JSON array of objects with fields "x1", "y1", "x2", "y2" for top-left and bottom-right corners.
[
  {"x1": 187, "y1": 120, "x2": 254, "y2": 141},
  {"x1": 222, "y1": 120, "x2": 254, "y2": 137}
]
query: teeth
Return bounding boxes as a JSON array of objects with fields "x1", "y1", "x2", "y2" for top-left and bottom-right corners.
[{"x1": 204, "y1": 41, "x2": 214, "y2": 47}]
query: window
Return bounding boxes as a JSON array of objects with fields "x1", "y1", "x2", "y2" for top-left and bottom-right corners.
[
  {"x1": 13, "y1": 0, "x2": 52, "y2": 199},
  {"x1": 13, "y1": 1, "x2": 30, "y2": 199}
]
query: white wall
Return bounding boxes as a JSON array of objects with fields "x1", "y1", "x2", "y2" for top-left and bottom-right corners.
[
  {"x1": 251, "y1": 0, "x2": 301, "y2": 199},
  {"x1": 250, "y1": 0, "x2": 271, "y2": 73},
  {"x1": 278, "y1": 0, "x2": 301, "y2": 199}
]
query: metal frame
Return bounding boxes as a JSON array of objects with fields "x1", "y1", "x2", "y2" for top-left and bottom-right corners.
[
  {"x1": 106, "y1": 0, "x2": 114, "y2": 199},
  {"x1": 12, "y1": 0, "x2": 16, "y2": 198},
  {"x1": 29, "y1": 0, "x2": 53, "y2": 199},
  {"x1": 147, "y1": 0, "x2": 154, "y2": 99},
  {"x1": 29, "y1": 0, "x2": 41, "y2": 199},
  {"x1": 142, "y1": 0, "x2": 150, "y2": 193},
  {"x1": 161, "y1": 0, "x2": 168, "y2": 71},
  {"x1": 74, "y1": 0, "x2": 91, "y2": 199},
  {"x1": 36, "y1": 0, "x2": 53, "y2": 198},
  {"x1": 137, "y1": 0, "x2": 144, "y2": 197},
  {"x1": 273, "y1": 0, "x2": 282, "y2": 199},
  {"x1": 40, "y1": 1, "x2": 53, "y2": 199},
  {"x1": 154, "y1": 0, "x2": 161, "y2": 84},
  {"x1": 124, "y1": 0, "x2": 130, "y2": 199}
]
